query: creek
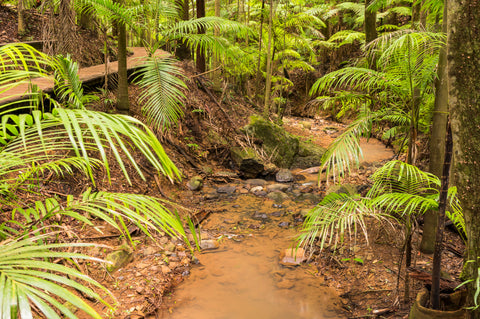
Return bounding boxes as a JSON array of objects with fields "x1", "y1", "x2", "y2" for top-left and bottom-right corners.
[{"x1": 161, "y1": 118, "x2": 394, "y2": 319}]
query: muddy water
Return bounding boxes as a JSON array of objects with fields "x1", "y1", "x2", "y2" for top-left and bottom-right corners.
[
  {"x1": 164, "y1": 193, "x2": 345, "y2": 319},
  {"x1": 163, "y1": 138, "x2": 394, "y2": 319}
]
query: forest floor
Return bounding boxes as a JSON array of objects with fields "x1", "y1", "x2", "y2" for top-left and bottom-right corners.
[{"x1": 1, "y1": 7, "x2": 466, "y2": 318}]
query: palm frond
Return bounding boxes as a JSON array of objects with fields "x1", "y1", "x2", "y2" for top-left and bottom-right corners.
[
  {"x1": 0, "y1": 233, "x2": 112, "y2": 319},
  {"x1": 297, "y1": 192, "x2": 393, "y2": 252},
  {"x1": 53, "y1": 55, "x2": 98, "y2": 109},
  {"x1": 133, "y1": 56, "x2": 186, "y2": 131}
]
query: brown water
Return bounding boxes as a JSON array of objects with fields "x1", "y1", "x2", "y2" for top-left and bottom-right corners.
[
  {"x1": 162, "y1": 139, "x2": 394, "y2": 319},
  {"x1": 163, "y1": 194, "x2": 345, "y2": 319}
]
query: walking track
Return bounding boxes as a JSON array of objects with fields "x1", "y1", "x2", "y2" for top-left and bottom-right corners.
[{"x1": 0, "y1": 47, "x2": 167, "y2": 106}]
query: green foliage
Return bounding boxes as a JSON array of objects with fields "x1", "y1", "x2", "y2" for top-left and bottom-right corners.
[
  {"x1": 132, "y1": 56, "x2": 187, "y2": 131},
  {"x1": 311, "y1": 30, "x2": 444, "y2": 178},
  {"x1": 298, "y1": 160, "x2": 463, "y2": 253},
  {"x1": 0, "y1": 43, "x2": 189, "y2": 317}
]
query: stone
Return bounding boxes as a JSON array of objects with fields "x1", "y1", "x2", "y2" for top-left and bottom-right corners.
[
  {"x1": 200, "y1": 239, "x2": 220, "y2": 250},
  {"x1": 278, "y1": 221, "x2": 289, "y2": 228},
  {"x1": 266, "y1": 183, "x2": 290, "y2": 192},
  {"x1": 300, "y1": 166, "x2": 321, "y2": 174},
  {"x1": 245, "y1": 179, "x2": 267, "y2": 186},
  {"x1": 250, "y1": 186, "x2": 264, "y2": 194},
  {"x1": 230, "y1": 147, "x2": 264, "y2": 178},
  {"x1": 242, "y1": 115, "x2": 299, "y2": 168},
  {"x1": 217, "y1": 185, "x2": 236, "y2": 194},
  {"x1": 251, "y1": 211, "x2": 270, "y2": 222},
  {"x1": 105, "y1": 245, "x2": 134, "y2": 273},
  {"x1": 276, "y1": 169, "x2": 294, "y2": 182},
  {"x1": 261, "y1": 163, "x2": 278, "y2": 176},
  {"x1": 187, "y1": 176, "x2": 203, "y2": 191},
  {"x1": 266, "y1": 191, "x2": 289, "y2": 203},
  {"x1": 301, "y1": 121, "x2": 312, "y2": 130},
  {"x1": 276, "y1": 279, "x2": 295, "y2": 289},
  {"x1": 291, "y1": 140, "x2": 326, "y2": 169},
  {"x1": 280, "y1": 248, "x2": 306, "y2": 266}
]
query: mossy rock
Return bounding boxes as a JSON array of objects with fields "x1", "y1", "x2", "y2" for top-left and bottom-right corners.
[
  {"x1": 230, "y1": 146, "x2": 264, "y2": 178},
  {"x1": 105, "y1": 245, "x2": 133, "y2": 273},
  {"x1": 291, "y1": 140, "x2": 326, "y2": 169},
  {"x1": 242, "y1": 115, "x2": 299, "y2": 168}
]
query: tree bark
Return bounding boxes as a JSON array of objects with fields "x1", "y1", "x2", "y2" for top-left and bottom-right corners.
[
  {"x1": 262, "y1": 0, "x2": 273, "y2": 118},
  {"x1": 420, "y1": 1, "x2": 448, "y2": 254},
  {"x1": 196, "y1": 0, "x2": 206, "y2": 73},
  {"x1": 448, "y1": 0, "x2": 480, "y2": 315},
  {"x1": 364, "y1": 0, "x2": 377, "y2": 44},
  {"x1": 254, "y1": 0, "x2": 266, "y2": 101},
  {"x1": 175, "y1": 0, "x2": 191, "y2": 60},
  {"x1": 117, "y1": 16, "x2": 130, "y2": 112},
  {"x1": 18, "y1": 0, "x2": 26, "y2": 35}
]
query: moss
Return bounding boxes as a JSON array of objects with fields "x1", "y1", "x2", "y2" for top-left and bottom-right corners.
[{"x1": 242, "y1": 115, "x2": 299, "y2": 168}]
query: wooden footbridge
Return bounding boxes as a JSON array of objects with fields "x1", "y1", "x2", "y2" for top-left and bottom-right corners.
[{"x1": 0, "y1": 47, "x2": 166, "y2": 106}]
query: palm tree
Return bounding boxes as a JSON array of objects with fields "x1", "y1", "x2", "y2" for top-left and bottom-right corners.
[
  {"x1": 310, "y1": 29, "x2": 444, "y2": 179},
  {"x1": 0, "y1": 43, "x2": 190, "y2": 317}
]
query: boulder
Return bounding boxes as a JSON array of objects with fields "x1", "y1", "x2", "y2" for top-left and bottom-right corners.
[
  {"x1": 242, "y1": 115, "x2": 299, "y2": 168},
  {"x1": 230, "y1": 147, "x2": 264, "y2": 178},
  {"x1": 291, "y1": 140, "x2": 326, "y2": 169}
]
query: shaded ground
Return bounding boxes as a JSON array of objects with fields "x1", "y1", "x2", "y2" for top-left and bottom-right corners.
[{"x1": 0, "y1": 5, "x2": 112, "y2": 66}]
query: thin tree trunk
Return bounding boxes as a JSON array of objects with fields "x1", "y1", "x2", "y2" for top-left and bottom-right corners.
[
  {"x1": 175, "y1": 0, "x2": 191, "y2": 60},
  {"x1": 117, "y1": 16, "x2": 129, "y2": 112},
  {"x1": 18, "y1": 0, "x2": 26, "y2": 35},
  {"x1": 420, "y1": 1, "x2": 448, "y2": 254},
  {"x1": 448, "y1": 0, "x2": 480, "y2": 314},
  {"x1": 254, "y1": 0, "x2": 265, "y2": 100},
  {"x1": 430, "y1": 121, "x2": 452, "y2": 309},
  {"x1": 364, "y1": 0, "x2": 377, "y2": 43},
  {"x1": 262, "y1": 0, "x2": 273, "y2": 118},
  {"x1": 196, "y1": 0, "x2": 206, "y2": 73}
]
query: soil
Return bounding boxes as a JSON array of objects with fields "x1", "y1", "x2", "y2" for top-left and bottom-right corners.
[
  {"x1": 1, "y1": 8, "x2": 466, "y2": 319},
  {"x1": 0, "y1": 4, "x2": 113, "y2": 67}
]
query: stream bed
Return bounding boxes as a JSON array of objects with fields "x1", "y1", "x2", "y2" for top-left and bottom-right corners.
[
  {"x1": 160, "y1": 122, "x2": 394, "y2": 319},
  {"x1": 163, "y1": 193, "x2": 345, "y2": 319}
]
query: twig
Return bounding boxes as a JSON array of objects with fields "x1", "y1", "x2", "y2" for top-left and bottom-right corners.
[
  {"x1": 194, "y1": 76, "x2": 236, "y2": 131},
  {"x1": 154, "y1": 174, "x2": 169, "y2": 198},
  {"x1": 190, "y1": 66, "x2": 222, "y2": 78}
]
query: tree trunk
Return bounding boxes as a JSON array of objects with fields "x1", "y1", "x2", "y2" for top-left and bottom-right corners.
[
  {"x1": 254, "y1": 0, "x2": 265, "y2": 101},
  {"x1": 18, "y1": 0, "x2": 26, "y2": 35},
  {"x1": 117, "y1": 16, "x2": 130, "y2": 112},
  {"x1": 196, "y1": 0, "x2": 206, "y2": 73},
  {"x1": 364, "y1": 0, "x2": 377, "y2": 44},
  {"x1": 262, "y1": 0, "x2": 273, "y2": 119},
  {"x1": 430, "y1": 122, "x2": 452, "y2": 309},
  {"x1": 448, "y1": 0, "x2": 480, "y2": 315},
  {"x1": 175, "y1": 0, "x2": 191, "y2": 60},
  {"x1": 420, "y1": 1, "x2": 448, "y2": 254}
]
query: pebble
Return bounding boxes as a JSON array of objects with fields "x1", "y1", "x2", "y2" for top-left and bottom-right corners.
[
  {"x1": 266, "y1": 183, "x2": 290, "y2": 192},
  {"x1": 276, "y1": 169, "x2": 294, "y2": 182},
  {"x1": 245, "y1": 179, "x2": 267, "y2": 186},
  {"x1": 217, "y1": 185, "x2": 236, "y2": 194},
  {"x1": 200, "y1": 239, "x2": 220, "y2": 250},
  {"x1": 279, "y1": 248, "x2": 306, "y2": 266}
]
